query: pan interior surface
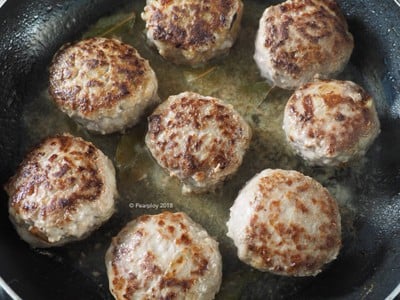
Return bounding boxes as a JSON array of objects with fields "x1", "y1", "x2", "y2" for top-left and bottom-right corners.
[{"x1": 0, "y1": 0, "x2": 399, "y2": 299}]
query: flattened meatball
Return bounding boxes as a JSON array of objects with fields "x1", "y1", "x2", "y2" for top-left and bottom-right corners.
[
  {"x1": 105, "y1": 211, "x2": 222, "y2": 300},
  {"x1": 227, "y1": 169, "x2": 341, "y2": 276},
  {"x1": 254, "y1": 0, "x2": 354, "y2": 89},
  {"x1": 283, "y1": 80, "x2": 380, "y2": 166},
  {"x1": 49, "y1": 37, "x2": 159, "y2": 134},
  {"x1": 141, "y1": 0, "x2": 243, "y2": 66},
  {"x1": 4, "y1": 134, "x2": 117, "y2": 247},
  {"x1": 145, "y1": 91, "x2": 252, "y2": 193}
]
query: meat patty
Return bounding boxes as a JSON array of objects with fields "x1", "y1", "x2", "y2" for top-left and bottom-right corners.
[
  {"x1": 49, "y1": 37, "x2": 159, "y2": 134},
  {"x1": 141, "y1": 0, "x2": 243, "y2": 66},
  {"x1": 283, "y1": 79, "x2": 380, "y2": 166},
  {"x1": 105, "y1": 211, "x2": 222, "y2": 300},
  {"x1": 254, "y1": 0, "x2": 354, "y2": 89},
  {"x1": 4, "y1": 134, "x2": 117, "y2": 247},
  {"x1": 226, "y1": 169, "x2": 341, "y2": 276},
  {"x1": 145, "y1": 91, "x2": 252, "y2": 193}
]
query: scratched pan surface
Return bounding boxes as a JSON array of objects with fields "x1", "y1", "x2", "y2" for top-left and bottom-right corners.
[{"x1": 0, "y1": 0, "x2": 400, "y2": 299}]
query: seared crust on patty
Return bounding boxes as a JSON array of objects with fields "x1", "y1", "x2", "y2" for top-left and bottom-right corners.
[
  {"x1": 49, "y1": 37, "x2": 159, "y2": 134},
  {"x1": 105, "y1": 211, "x2": 222, "y2": 300},
  {"x1": 142, "y1": 0, "x2": 243, "y2": 65},
  {"x1": 283, "y1": 79, "x2": 380, "y2": 166},
  {"x1": 227, "y1": 169, "x2": 341, "y2": 276},
  {"x1": 4, "y1": 134, "x2": 117, "y2": 247},
  {"x1": 145, "y1": 91, "x2": 252, "y2": 193},
  {"x1": 254, "y1": 0, "x2": 354, "y2": 89}
]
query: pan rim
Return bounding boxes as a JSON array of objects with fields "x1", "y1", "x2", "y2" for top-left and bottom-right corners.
[
  {"x1": 0, "y1": 0, "x2": 399, "y2": 299},
  {"x1": 0, "y1": 276, "x2": 21, "y2": 300},
  {"x1": 385, "y1": 283, "x2": 400, "y2": 300}
]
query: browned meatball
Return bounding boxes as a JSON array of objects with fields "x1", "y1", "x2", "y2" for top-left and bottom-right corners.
[
  {"x1": 49, "y1": 37, "x2": 159, "y2": 134},
  {"x1": 283, "y1": 80, "x2": 380, "y2": 166},
  {"x1": 145, "y1": 91, "x2": 252, "y2": 193},
  {"x1": 4, "y1": 134, "x2": 117, "y2": 247},
  {"x1": 254, "y1": 0, "x2": 354, "y2": 89},
  {"x1": 142, "y1": 0, "x2": 243, "y2": 66},
  {"x1": 105, "y1": 211, "x2": 222, "y2": 300},
  {"x1": 227, "y1": 169, "x2": 341, "y2": 276}
]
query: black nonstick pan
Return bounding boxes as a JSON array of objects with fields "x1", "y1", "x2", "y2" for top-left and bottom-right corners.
[{"x1": 1, "y1": 0, "x2": 399, "y2": 299}]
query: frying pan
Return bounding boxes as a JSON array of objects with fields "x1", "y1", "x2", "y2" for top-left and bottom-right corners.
[{"x1": 0, "y1": 0, "x2": 399, "y2": 299}]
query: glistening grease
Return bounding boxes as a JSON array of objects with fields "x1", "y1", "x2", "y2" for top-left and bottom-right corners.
[{"x1": 21, "y1": 1, "x2": 376, "y2": 298}]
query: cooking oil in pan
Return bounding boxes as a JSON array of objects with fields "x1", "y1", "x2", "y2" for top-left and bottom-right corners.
[{"x1": 20, "y1": 1, "x2": 374, "y2": 298}]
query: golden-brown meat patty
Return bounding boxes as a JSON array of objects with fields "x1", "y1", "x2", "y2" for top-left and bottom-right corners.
[
  {"x1": 49, "y1": 37, "x2": 159, "y2": 134},
  {"x1": 4, "y1": 134, "x2": 117, "y2": 247},
  {"x1": 227, "y1": 169, "x2": 341, "y2": 276},
  {"x1": 105, "y1": 211, "x2": 222, "y2": 300},
  {"x1": 145, "y1": 91, "x2": 252, "y2": 193},
  {"x1": 283, "y1": 79, "x2": 380, "y2": 166},
  {"x1": 254, "y1": 0, "x2": 354, "y2": 89},
  {"x1": 141, "y1": 0, "x2": 243, "y2": 66}
]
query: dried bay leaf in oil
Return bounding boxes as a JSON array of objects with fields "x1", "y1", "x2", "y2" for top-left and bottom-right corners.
[{"x1": 82, "y1": 10, "x2": 136, "y2": 39}]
